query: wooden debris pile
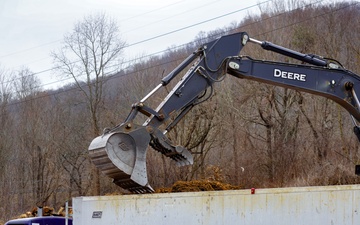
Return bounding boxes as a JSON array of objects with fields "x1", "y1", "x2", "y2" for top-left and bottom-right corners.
[{"x1": 18, "y1": 206, "x2": 72, "y2": 218}]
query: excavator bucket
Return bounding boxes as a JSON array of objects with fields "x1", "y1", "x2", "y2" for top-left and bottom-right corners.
[
  {"x1": 89, "y1": 121, "x2": 194, "y2": 193},
  {"x1": 88, "y1": 123, "x2": 154, "y2": 193}
]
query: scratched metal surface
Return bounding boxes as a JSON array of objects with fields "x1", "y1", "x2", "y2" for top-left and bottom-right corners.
[{"x1": 73, "y1": 185, "x2": 360, "y2": 225}]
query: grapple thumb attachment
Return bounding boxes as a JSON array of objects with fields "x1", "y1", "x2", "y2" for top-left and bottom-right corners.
[{"x1": 88, "y1": 123, "x2": 154, "y2": 193}]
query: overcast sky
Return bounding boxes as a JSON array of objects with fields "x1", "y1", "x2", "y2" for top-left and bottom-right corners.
[{"x1": 0, "y1": 0, "x2": 339, "y2": 89}]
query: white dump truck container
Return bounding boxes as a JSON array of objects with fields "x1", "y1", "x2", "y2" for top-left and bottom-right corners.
[{"x1": 73, "y1": 185, "x2": 360, "y2": 225}]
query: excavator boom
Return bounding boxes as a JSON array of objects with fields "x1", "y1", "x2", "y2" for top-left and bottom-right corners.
[{"x1": 89, "y1": 32, "x2": 360, "y2": 193}]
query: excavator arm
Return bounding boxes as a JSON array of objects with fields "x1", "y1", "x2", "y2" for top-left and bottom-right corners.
[
  {"x1": 228, "y1": 38, "x2": 360, "y2": 122},
  {"x1": 88, "y1": 32, "x2": 360, "y2": 193}
]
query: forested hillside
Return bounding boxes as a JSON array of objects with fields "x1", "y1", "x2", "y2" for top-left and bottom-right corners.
[{"x1": 1, "y1": 0, "x2": 360, "y2": 222}]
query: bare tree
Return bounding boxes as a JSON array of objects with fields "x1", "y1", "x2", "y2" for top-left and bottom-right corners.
[
  {"x1": 13, "y1": 67, "x2": 41, "y2": 99},
  {"x1": 0, "y1": 66, "x2": 15, "y2": 218},
  {"x1": 51, "y1": 12, "x2": 126, "y2": 195}
]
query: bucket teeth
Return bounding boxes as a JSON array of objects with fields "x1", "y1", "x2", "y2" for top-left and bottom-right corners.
[{"x1": 113, "y1": 179, "x2": 154, "y2": 193}]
